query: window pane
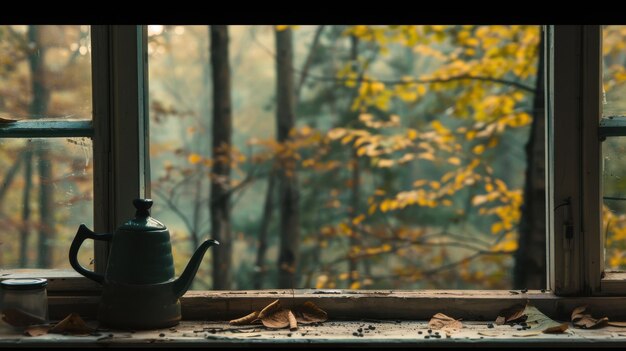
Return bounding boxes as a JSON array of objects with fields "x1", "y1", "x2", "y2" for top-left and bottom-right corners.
[
  {"x1": 0, "y1": 138, "x2": 93, "y2": 268},
  {"x1": 602, "y1": 25, "x2": 626, "y2": 117},
  {"x1": 149, "y1": 25, "x2": 543, "y2": 289},
  {"x1": 0, "y1": 25, "x2": 92, "y2": 120},
  {"x1": 602, "y1": 137, "x2": 626, "y2": 270}
]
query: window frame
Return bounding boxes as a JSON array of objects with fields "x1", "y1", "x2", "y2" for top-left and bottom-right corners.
[
  {"x1": 2, "y1": 24, "x2": 621, "y2": 305},
  {"x1": 0, "y1": 25, "x2": 150, "y2": 292}
]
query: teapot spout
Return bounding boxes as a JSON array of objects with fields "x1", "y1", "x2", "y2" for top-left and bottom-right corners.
[{"x1": 173, "y1": 239, "x2": 219, "y2": 298}]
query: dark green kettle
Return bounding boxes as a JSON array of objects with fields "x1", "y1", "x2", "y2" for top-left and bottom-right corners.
[{"x1": 69, "y1": 199, "x2": 219, "y2": 329}]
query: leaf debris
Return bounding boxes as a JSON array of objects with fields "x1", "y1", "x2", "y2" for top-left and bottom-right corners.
[{"x1": 228, "y1": 299, "x2": 328, "y2": 332}]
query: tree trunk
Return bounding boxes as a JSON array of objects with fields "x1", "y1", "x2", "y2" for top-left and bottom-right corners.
[
  {"x1": 348, "y1": 35, "x2": 360, "y2": 287},
  {"x1": 210, "y1": 25, "x2": 232, "y2": 290},
  {"x1": 276, "y1": 28, "x2": 300, "y2": 289},
  {"x1": 514, "y1": 33, "x2": 546, "y2": 289},
  {"x1": 27, "y1": 25, "x2": 53, "y2": 268},
  {"x1": 254, "y1": 173, "x2": 275, "y2": 289}
]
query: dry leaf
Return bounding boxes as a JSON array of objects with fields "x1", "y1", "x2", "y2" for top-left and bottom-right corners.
[
  {"x1": 261, "y1": 309, "x2": 291, "y2": 329},
  {"x1": 477, "y1": 331, "x2": 501, "y2": 337},
  {"x1": 571, "y1": 305, "x2": 608, "y2": 329},
  {"x1": 293, "y1": 301, "x2": 328, "y2": 324},
  {"x1": 24, "y1": 325, "x2": 50, "y2": 337},
  {"x1": 428, "y1": 313, "x2": 462, "y2": 330},
  {"x1": 521, "y1": 305, "x2": 568, "y2": 334},
  {"x1": 49, "y1": 313, "x2": 94, "y2": 335},
  {"x1": 0, "y1": 117, "x2": 17, "y2": 124},
  {"x1": 229, "y1": 300, "x2": 328, "y2": 331},
  {"x1": 258, "y1": 300, "x2": 282, "y2": 320},
  {"x1": 1, "y1": 308, "x2": 46, "y2": 327},
  {"x1": 229, "y1": 311, "x2": 260, "y2": 326},
  {"x1": 495, "y1": 303, "x2": 527, "y2": 325},
  {"x1": 287, "y1": 310, "x2": 297, "y2": 331},
  {"x1": 513, "y1": 330, "x2": 543, "y2": 337},
  {"x1": 543, "y1": 323, "x2": 569, "y2": 333},
  {"x1": 608, "y1": 321, "x2": 626, "y2": 327}
]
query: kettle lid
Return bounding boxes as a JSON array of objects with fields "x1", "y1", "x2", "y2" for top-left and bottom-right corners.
[{"x1": 119, "y1": 199, "x2": 166, "y2": 232}]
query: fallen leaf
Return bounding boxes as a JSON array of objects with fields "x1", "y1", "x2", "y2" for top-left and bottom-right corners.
[
  {"x1": 608, "y1": 321, "x2": 626, "y2": 327},
  {"x1": 495, "y1": 303, "x2": 527, "y2": 325},
  {"x1": 261, "y1": 309, "x2": 291, "y2": 329},
  {"x1": 522, "y1": 305, "x2": 568, "y2": 334},
  {"x1": 229, "y1": 311, "x2": 260, "y2": 326},
  {"x1": 287, "y1": 310, "x2": 297, "y2": 331},
  {"x1": 228, "y1": 300, "x2": 328, "y2": 331},
  {"x1": 258, "y1": 300, "x2": 282, "y2": 320},
  {"x1": 24, "y1": 325, "x2": 50, "y2": 337},
  {"x1": 293, "y1": 301, "x2": 328, "y2": 324},
  {"x1": 48, "y1": 313, "x2": 94, "y2": 335},
  {"x1": 543, "y1": 324, "x2": 569, "y2": 333},
  {"x1": 0, "y1": 117, "x2": 17, "y2": 124},
  {"x1": 513, "y1": 330, "x2": 543, "y2": 337},
  {"x1": 477, "y1": 331, "x2": 501, "y2": 337},
  {"x1": 571, "y1": 305, "x2": 608, "y2": 329},
  {"x1": 1, "y1": 308, "x2": 46, "y2": 327},
  {"x1": 428, "y1": 313, "x2": 462, "y2": 330}
]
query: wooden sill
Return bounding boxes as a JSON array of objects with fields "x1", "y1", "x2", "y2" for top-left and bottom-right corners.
[
  {"x1": 6, "y1": 269, "x2": 626, "y2": 321},
  {"x1": 3, "y1": 320, "x2": 626, "y2": 347},
  {"x1": 47, "y1": 290, "x2": 626, "y2": 322}
]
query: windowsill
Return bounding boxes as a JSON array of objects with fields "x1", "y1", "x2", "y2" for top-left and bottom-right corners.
[
  {"x1": 3, "y1": 320, "x2": 626, "y2": 347},
  {"x1": 5, "y1": 269, "x2": 626, "y2": 345},
  {"x1": 4, "y1": 270, "x2": 626, "y2": 321}
]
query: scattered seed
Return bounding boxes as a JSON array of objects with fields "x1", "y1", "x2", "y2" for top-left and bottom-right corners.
[
  {"x1": 541, "y1": 289, "x2": 546, "y2": 293},
  {"x1": 520, "y1": 322, "x2": 527, "y2": 326},
  {"x1": 428, "y1": 329, "x2": 432, "y2": 333},
  {"x1": 521, "y1": 288, "x2": 528, "y2": 293},
  {"x1": 425, "y1": 335, "x2": 430, "y2": 339},
  {"x1": 159, "y1": 333, "x2": 165, "y2": 337},
  {"x1": 418, "y1": 331, "x2": 423, "y2": 334},
  {"x1": 108, "y1": 334, "x2": 114, "y2": 337},
  {"x1": 446, "y1": 334, "x2": 451, "y2": 338},
  {"x1": 488, "y1": 323, "x2": 494, "y2": 329},
  {"x1": 353, "y1": 332, "x2": 359, "y2": 337},
  {"x1": 368, "y1": 325, "x2": 376, "y2": 330},
  {"x1": 357, "y1": 328, "x2": 363, "y2": 332},
  {"x1": 287, "y1": 333, "x2": 292, "y2": 337}
]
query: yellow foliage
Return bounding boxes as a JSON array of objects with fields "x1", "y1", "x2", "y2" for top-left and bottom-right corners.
[
  {"x1": 447, "y1": 157, "x2": 461, "y2": 165},
  {"x1": 188, "y1": 153, "x2": 202, "y2": 165},
  {"x1": 473, "y1": 145, "x2": 485, "y2": 155},
  {"x1": 352, "y1": 214, "x2": 366, "y2": 225}
]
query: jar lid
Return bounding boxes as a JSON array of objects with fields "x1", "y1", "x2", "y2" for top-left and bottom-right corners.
[{"x1": 0, "y1": 278, "x2": 48, "y2": 290}]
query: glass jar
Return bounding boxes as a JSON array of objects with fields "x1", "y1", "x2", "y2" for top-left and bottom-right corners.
[{"x1": 0, "y1": 278, "x2": 48, "y2": 324}]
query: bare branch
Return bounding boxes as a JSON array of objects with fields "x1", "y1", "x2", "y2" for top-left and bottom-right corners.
[{"x1": 296, "y1": 25, "x2": 325, "y2": 100}]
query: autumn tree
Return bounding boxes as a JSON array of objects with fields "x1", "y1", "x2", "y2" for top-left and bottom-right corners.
[
  {"x1": 210, "y1": 25, "x2": 232, "y2": 290},
  {"x1": 276, "y1": 27, "x2": 300, "y2": 288}
]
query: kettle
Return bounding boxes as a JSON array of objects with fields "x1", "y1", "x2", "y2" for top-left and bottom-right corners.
[{"x1": 69, "y1": 198, "x2": 219, "y2": 329}]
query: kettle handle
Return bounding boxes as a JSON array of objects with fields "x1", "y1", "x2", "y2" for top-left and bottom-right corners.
[{"x1": 69, "y1": 224, "x2": 113, "y2": 284}]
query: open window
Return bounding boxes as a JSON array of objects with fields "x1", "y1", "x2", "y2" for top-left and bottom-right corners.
[{"x1": 1, "y1": 25, "x2": 623, "y2": 312}]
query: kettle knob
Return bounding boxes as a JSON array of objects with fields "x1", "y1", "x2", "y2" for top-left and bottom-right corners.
[{"x1": 133, "y1": 198, "x2": 153, "y2": 217}]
